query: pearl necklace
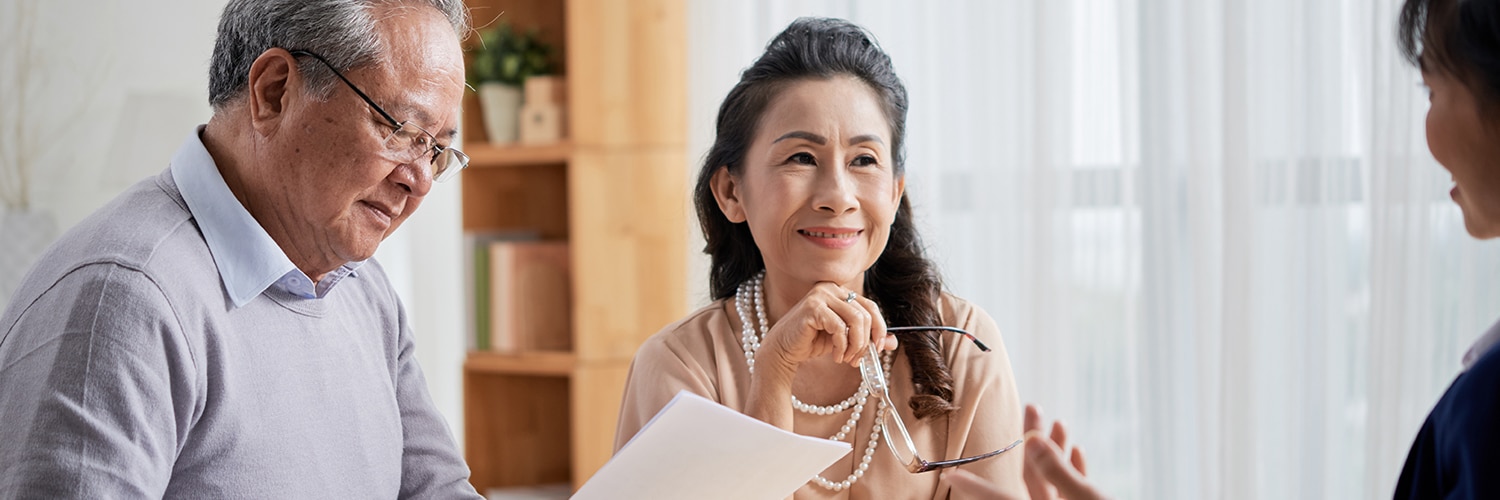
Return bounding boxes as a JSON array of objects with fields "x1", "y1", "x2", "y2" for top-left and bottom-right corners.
[{"x1": 735, "y1": 271, "x2": 894, "y2": 491}]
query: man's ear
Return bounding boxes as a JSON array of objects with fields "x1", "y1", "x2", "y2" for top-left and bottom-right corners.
[
  {"x1": 246, "y1": 49, "x2": 299, "y2": 136},
  {"x1": 710, "y1": 166, "x2": 748, "y2": 223}
]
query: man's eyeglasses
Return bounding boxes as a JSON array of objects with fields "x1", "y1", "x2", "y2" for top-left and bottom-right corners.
[
  {"x1": 861, "y1": 326, "x2": 1024, "y2": 473},
  {"x1": 288, "y1": 50, "x2": 469, "y2": 182}
]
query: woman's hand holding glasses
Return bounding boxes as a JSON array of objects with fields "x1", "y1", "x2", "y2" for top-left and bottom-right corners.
[
  {"x1": 743, "y1": 282, "x2": 898, "y2": 431},
  {"x1": 758, "y1": 282, "x2": 898, "y2": 374}
]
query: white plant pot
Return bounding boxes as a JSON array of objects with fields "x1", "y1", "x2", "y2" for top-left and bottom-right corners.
[
  {"x1": 479, "y1": 83, "x2": 523, "y2": 145},
  {"x1": 0, "y1": 209, "x2": 57, "y2": 303}
]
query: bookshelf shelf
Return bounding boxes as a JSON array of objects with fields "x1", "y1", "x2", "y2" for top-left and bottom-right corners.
[
  {"x1": 465, "y1": 141, "x2": 572, "y2": 168},
  {"x1": 466, "y1": 351, "x2": 576, "y2": 376},
  {"x1": 458, "y1": 0, "x2": 686, "y2": 493}
]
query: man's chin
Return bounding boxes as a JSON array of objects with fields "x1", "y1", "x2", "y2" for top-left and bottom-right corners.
[{"x1": 337, "y1": 240, "x2": 383, "y2": 264}]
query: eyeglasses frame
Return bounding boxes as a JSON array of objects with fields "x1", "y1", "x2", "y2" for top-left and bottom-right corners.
[
  {"x1": 861, "y1": 326, "x2": 1024, "y2": 473},
  {"x1": 286, "y1": 49, "x2": 468, "y2": 182}
]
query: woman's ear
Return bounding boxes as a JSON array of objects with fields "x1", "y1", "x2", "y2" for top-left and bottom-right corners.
[
  {"x1": 710, "y1": 166, "x2": 748, "y2": 223},
  {"x1": 892, "y1": 174, "x2": 906, "y2": 206}
]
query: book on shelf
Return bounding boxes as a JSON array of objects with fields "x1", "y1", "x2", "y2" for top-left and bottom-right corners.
[
  {"x1": 488, "y1": 240, "x2": 572, "y2": 353},
  {"x1": 463, "y1": 231, "x2": 539, "y2": 352}
]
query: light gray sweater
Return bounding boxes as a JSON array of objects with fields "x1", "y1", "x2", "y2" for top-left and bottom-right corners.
[{"x1": 0, "y1": 170, "x2": 481, "y2": 499}]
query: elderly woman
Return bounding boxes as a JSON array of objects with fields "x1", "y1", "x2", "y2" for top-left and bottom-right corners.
[{"x1": 613, "y1": 17, "x2": 1026, "y2": 499}]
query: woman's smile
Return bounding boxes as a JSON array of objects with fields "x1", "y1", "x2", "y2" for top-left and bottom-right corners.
[{"x1": 797, "y1": 226, "x2": 863, "y2": 249}]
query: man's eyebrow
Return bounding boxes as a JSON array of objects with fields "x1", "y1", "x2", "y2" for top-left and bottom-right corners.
[
  {"x1": 386, "y1": 101, "x2": 428, "y2": 122},
  {"x1": 774, "y1": 131, "x2": 827, "y2": 145},
  {"x1": 390, "y1": 103, "x2": 457, "y2": 141}
]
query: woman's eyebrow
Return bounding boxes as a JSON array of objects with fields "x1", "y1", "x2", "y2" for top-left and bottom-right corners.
[
  {"x1": 774, "y1": 130, "x2": 827, "y2": 145},
  {"x1": 772, "y1": 131, "x2": 885, "y2": 146}
]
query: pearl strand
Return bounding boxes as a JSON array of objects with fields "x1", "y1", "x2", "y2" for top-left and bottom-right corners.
[
  {"x1": 811, "y1": 352, "x2": 893, "y2": 492},
  {"x1": 737, "y1": 271, "x2": 867, "y2": 414},
  {"x1": 737, "y1": 283, "x2": 760, "y2": 372},
  {"x1": 735, "y1": 271, "x2": 894, "y2": 491}
]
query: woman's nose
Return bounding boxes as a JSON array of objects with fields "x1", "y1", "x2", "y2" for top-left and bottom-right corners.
[{"x1": 812, "y1": 164, "x2": 857, "y2": 215}]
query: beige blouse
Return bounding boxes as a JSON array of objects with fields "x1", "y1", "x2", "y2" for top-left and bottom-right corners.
[{"x1": 614, "y1": 293, "x2": 1026, "y2": 499}]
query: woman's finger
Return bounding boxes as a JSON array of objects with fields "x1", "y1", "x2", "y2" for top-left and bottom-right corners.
[
  {"x1": 1027, "y1": 435, "x2": 1107, "y2": 500},
  {"x1": 809, "y1": 337, "x2": 831, "y2": 358},
  {"x1": 1071, "y1": 446, "x2": 1088, "y2": 477},
  {"x1": 1050, "y1": 420, "x2": 1069, "y2": 451},
  {"x1": 841, "y1": 294, "x2": 870, "y2": 365},
  {"x1": 854, "y1": 295, "x2": 891, "y2": 354},
  {"x1": 1021, "y1": 414, "x2": 1054, "y2": 500},
  {"x1": 819, "y1": 285, "x2": 870, "y2": 364},
  {"x1": 812, "y1": 301, "x2": 850, "y2": 363},
  {"x1": 1025, "y1": 404, "x2": 1045, "y2": 434}
]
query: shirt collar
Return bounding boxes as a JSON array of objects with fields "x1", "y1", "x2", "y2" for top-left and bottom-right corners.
[
  {"x1": 1462, "y1": 316, "x2": 1500, "y2": 371},
  {"x1": 170, "y1": 126, "x2": 363, "y2": 307}
]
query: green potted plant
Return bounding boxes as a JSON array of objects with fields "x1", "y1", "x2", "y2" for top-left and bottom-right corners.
[{"x1": 468, "y1": 22, "x2": 551, "y2": 145}]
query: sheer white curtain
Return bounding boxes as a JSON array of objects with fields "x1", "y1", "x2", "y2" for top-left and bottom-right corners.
[{"x1": 687, "y1": 1, "x2": 1500, "y2": 498}]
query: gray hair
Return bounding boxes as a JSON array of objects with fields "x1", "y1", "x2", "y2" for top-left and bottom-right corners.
[{"x1": 208, "y1": 0, "x2": 470, "y2": 111}]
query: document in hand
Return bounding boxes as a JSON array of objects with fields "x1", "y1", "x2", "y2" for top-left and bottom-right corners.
[{"x1": 572, "y1": 390, "x2": 852, "y2": 500}]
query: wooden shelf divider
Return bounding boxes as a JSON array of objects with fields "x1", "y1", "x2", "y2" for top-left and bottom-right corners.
[
  {"x1": 466, "y1": 351, "x2": 576, "y2": 377},
  {"x1": 464, "y1": 141, "x2": 572, "y2": 168}
]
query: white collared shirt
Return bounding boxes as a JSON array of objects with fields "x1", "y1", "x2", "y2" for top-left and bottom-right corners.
[
  {"x1": 169, "y1": 126, "x2": 361, "y2": 307},
  {"x1": 1462, "y1": 317, "x2": 1500, "y2": 371}
]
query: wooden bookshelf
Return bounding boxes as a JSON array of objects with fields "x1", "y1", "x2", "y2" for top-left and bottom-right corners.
[
  {"x1": 465, "y1": 141, "x2": 571, "y2": 168},
  {"x1": 458, "y1": 0, "x2": 686, "y2": 493},
  {"x1": 466, "y1": 351, "x2": 576, "y2": 376}
]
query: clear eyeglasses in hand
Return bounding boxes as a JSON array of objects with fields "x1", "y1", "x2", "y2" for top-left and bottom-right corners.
[{"x1": 860, "y1": 326, "x2": 1025, "y2": 473}]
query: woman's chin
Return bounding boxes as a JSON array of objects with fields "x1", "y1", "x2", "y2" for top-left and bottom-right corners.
[
  {"x1": 781, "y1": 264, "x2": 866, "y2": 287},
  {"x1": 1462, "y1": 211, "x2": 1500, "y2": 240}
]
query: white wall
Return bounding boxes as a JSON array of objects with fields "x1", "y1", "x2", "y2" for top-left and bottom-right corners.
[
  {"x1": 1, "y1": 0, "x2": 466, "y2": 446},
  {"x1": 7, "y1": 0, "x2": 222, "y2": 225},
  {"x1": 381, "y1": 168, "x2": 467, "y2": 447}
]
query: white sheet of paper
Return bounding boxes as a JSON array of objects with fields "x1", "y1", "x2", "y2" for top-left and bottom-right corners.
[{"x1": 572, "y1": 390, "x2": 852, "y2": 500}]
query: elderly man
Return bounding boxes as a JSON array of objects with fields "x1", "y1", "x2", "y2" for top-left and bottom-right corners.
[{"x1": 0, "y1": 0, "x2": 482, "y2": 497}]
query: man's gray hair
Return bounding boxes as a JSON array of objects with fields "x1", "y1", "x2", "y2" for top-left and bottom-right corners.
[{"x1": 208, "y1": 0, "x2": 470, "y2": 111}]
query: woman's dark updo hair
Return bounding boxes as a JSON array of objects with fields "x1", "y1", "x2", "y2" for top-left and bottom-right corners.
[
  {"x1": 693, "y1": 17, "x2": 957, "y2": 419},
  {"x1": 1400, "y1": 0, "x2": 1500, "y2": 114}
]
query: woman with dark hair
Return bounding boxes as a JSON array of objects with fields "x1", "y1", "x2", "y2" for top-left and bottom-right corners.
[
  {"x1": 613, "y1": 17, "x2": 1026, "y2": 498},
  {"x1": 1391, "y1": 0, "x2": 1500, "y2": 497}
]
